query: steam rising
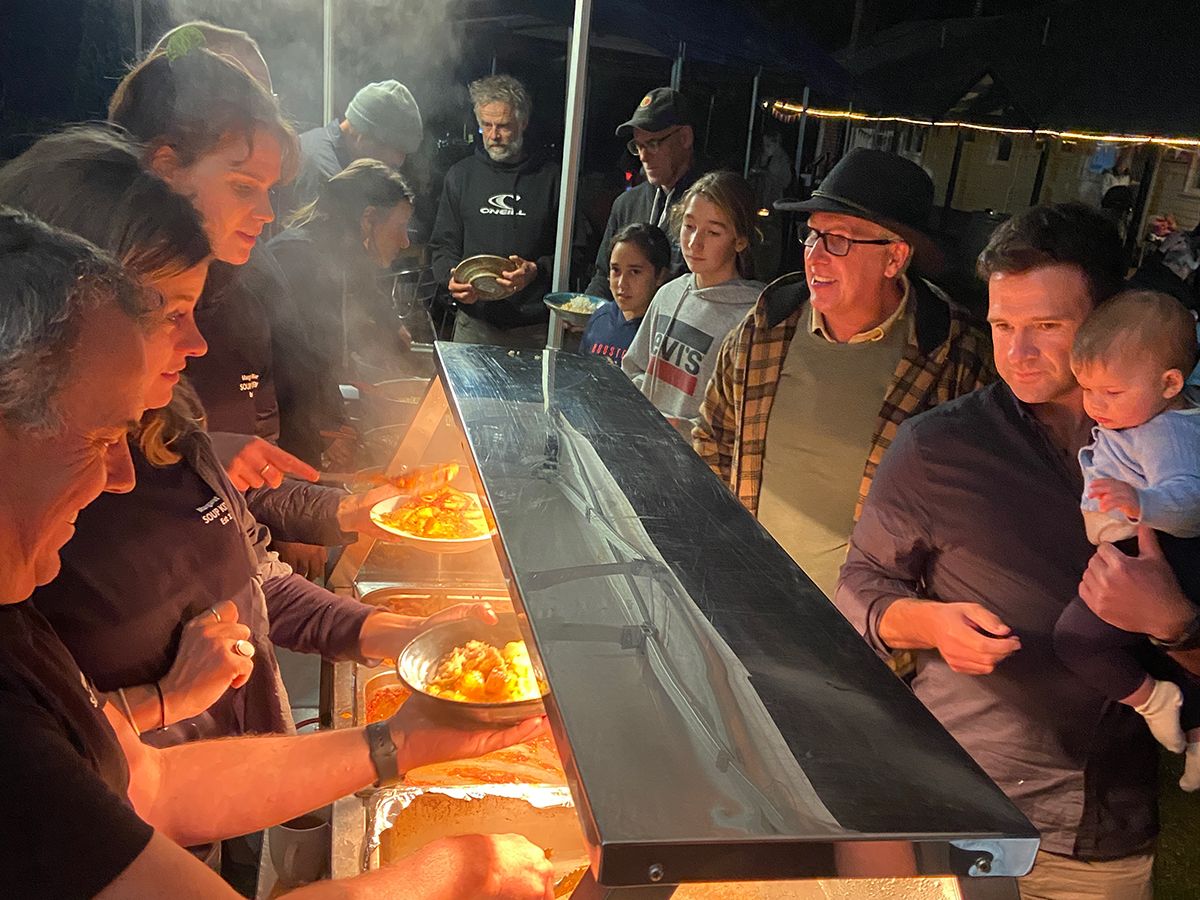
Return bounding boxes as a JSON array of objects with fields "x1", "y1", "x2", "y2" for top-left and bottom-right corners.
[{"x1": 155, "y1": 0, "x2": 463, "y2": 129}]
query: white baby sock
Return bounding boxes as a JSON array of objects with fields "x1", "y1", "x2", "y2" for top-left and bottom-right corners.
[
  {"x1": 1132, "y1": 679, "x2": 1186, "y2": 753},
  {"x1": 1181, "y1": 743, "x2": 1200, "y2": 792}
]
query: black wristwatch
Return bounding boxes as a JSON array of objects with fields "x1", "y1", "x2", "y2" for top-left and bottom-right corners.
[
  {"x1": 364, "y1": 721, "x2": 402, "y2": 786},
  {"x1": 1150, "y1": 614, "x2": 1200, "y2": 651}
]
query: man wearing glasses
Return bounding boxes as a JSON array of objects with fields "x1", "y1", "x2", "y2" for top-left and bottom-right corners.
[
  {"x1": 584, "y1": 88, "x2": 706, "y2": 299},
  {"x1": 694, "y1": 148, "x2": 994, "y2": 600}
]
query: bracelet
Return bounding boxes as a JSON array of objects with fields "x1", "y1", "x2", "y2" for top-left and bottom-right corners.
[
  {"x1": 115, "y1": 687, "x2": 141, "y2": 738},
  {"x1": 154, "y1": 681, "x2": 167, "y2": 729},
  {"x1": 1150, "y1": 613, "x2": 1200, "y2": 651},
  {"x1": 364, "y1": 721, "x2": 402, "y2": 787}
]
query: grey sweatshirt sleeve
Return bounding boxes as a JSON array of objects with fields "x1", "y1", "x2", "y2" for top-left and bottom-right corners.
[
  {"x1": 1134, "y1": 415, "x2": 1200, "y2": 538},
  {"x1": 621, "y1": 296, "x2": 660, "y2": 389}
]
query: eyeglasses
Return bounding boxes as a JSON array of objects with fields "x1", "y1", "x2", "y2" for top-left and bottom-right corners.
[
  {"x1": 627, "y1": 127, "x2": 683, "y2": 156},
  {"x1": 801, "y1": 227, "x2": 897, "y2": 257}
]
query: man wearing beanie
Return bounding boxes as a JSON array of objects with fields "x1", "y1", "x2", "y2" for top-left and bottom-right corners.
[
  {"x1": 584, "y1": 87, "x2": 706, "y2": 299},
  {"x1": 429, "y1": 74, "x2": 560, "y2": 348},
  {"x1": 285, "y1": 79, "x2": 423, "y2": 216}
]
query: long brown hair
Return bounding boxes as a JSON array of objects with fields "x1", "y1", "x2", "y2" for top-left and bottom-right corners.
[
  {"x1": 109, "y1": 47, "x2": 299, "y2": 184},
  {"x1": 671, "y1": 170, "x2": 759, "y2": 279}
]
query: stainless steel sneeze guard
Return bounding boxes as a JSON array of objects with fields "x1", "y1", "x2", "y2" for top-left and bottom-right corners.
[{"x1": 431, "y1": 342, "x2": 1039, "y2": 889}]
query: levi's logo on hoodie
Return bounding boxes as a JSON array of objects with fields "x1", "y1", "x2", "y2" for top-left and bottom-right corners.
[
  {"x1": 647, "y1": 320, "x2": 712, "y2": 395},
  {"x1": 480, "y1": 193, "x2": 527, "y2": 217}
]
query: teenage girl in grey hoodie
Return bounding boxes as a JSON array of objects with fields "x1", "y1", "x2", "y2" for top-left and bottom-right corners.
[{"x1": 623, "y1": 171, "x2": 764, "y2": 435}]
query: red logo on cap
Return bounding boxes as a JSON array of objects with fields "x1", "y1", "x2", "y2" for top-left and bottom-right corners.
[{"x1": 639, "y1": 94, "x2": 652, "y2": 108}]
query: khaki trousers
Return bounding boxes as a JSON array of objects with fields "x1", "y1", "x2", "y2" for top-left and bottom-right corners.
[{"x1": 1018, "y1": 850, "x2": 1153, "y2": 900}]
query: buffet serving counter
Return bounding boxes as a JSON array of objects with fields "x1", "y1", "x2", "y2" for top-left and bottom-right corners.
[{"x1": 317, "y1": 342, "x2": 1038, "y2": 899}]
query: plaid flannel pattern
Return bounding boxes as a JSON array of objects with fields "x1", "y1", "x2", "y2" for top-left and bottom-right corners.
[{"x1": 694, "y1": 274, "x2": 996, "y2": 521}]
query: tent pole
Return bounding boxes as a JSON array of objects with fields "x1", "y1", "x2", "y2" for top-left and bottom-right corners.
[
  {"x1": 703, "y1": 94, "x2": 715, "y2": 155},
  {"x1": 1029, "y1": 138, "x2": 1051, "y2": 205},
  {"x1": 548, "y1": 0, "x2": 593, "y2": 349},
  {"x1": 944, "y1": 126, "x2": 965, "y2": 216},
  {"x1": 1126, "y1": 145, "x2": 1161, "y2": 257},
  {"x1": 793, "y1": 85, "x2": 810, "y2": 181},
  {"x1": 671, "y1": 42, "x2": 685, "y2": 90},
  {"x1": 322, "y1": 0, "x2": 334, "y2": 124},
  {"x1": 133, "y1": 0, "x2": 143, "y2": 54},
  {"x1": 743, "y1": 67, "x2": 762, "y2": 178}
]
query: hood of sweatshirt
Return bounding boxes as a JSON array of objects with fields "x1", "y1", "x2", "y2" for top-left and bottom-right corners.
[{"x1": 685, "y1": 275, "x2": 766, "y2": 305}]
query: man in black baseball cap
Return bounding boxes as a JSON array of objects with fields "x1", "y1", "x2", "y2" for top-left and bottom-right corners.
[
  {"x1": 583, "y1": 88, "x2": 706, "y2": 299},
  {"x1": 694, "y1": 148, "x2": 993, "y2": 602}
]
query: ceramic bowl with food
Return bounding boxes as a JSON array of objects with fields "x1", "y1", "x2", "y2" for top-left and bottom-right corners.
[
  {"x1": 542, "y1": 292, "x2": 607, "y2": 328},
  {"x1": 397, "y1": 613, "x2": 548, "y2": 725},
  {"x1": 452, "y1": 255, "x2": 517, "y2": 301},
  {"x1": 369, "y1": 486, "x2": 496, "y2": 554}
]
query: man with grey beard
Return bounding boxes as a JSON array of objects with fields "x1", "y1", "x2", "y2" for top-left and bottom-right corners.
[{"x1": 429, "y1": 75, "x2": 559, "y2": 347}]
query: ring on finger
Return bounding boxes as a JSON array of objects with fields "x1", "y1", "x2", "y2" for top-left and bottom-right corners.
[
  {"x1": 210, "y1": 606, "x2": 222, "y2": 623},
  {"x1": 260, "y1": 463, "x2": 273, "y2": 476},
  {"x1": 232, "y1": 639, "x2": 256, "y2": 658}
]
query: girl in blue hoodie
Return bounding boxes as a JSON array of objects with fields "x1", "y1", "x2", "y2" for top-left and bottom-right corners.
[
  {"x1": 581, "y1": 223, "x2": 672, "y2": 366},
  {"x1": 623, "y1": 171, "x2": 763, "y2": 434}
]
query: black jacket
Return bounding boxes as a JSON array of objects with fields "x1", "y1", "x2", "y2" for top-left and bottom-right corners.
[
  {"x1": 583, "y1": 162, "x2": 705, "y2": 299},
  {"x1": 428, "y1": 144, "x2": 559, "y2": 328}
]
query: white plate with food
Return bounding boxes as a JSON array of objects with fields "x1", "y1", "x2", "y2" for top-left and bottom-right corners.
[{"x1": 369, "y1": 484, "x2": 496, "y2": 554}]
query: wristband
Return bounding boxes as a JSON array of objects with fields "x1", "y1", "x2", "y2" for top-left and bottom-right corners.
[
  {"x1": 1150, "y1": 613, "x2": 1200, "y2": 651},
  {"x1": 364, "y1": 721, "x2": 402, "y2": 786}
]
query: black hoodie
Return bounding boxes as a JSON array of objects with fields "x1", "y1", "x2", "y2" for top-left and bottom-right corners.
[{"x1": 428, "y1": 143, "x2": 560, "y2": 328}]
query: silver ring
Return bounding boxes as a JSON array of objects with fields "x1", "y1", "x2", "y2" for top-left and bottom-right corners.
[
  {"x1": 233, "y1": 639, "x2": 256, "y2": 658},
  {"x1": 209, "y1": 607, "x2": 222, "y2": 624}
]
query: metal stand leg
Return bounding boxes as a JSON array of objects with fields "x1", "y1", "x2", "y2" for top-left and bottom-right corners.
[{"x1": 569, "y1": 870, "x2": 676, "y2": 900}]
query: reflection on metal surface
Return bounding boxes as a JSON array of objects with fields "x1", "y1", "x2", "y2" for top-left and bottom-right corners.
[{"x1": 428, "y1": 342, "x2": 1038, "y2": 885}]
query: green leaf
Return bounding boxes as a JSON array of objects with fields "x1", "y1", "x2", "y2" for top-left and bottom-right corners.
[{"x1": 164, "y1": 25, "x2": 206, "y2": 61}]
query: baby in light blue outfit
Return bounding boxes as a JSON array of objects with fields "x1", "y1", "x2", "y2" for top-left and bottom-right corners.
[{"x1": 1054, "y1": 291, "x2": 1200, "y2": 791}]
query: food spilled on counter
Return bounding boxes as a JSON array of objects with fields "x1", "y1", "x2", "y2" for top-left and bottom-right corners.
[{"x1": 425, "y1": 639, "x2": 545, "y2": 704}]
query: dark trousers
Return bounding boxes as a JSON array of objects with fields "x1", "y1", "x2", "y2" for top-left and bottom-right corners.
[{"x1": 1054, "y1": 532, "x2": 1200, "y2": 731}]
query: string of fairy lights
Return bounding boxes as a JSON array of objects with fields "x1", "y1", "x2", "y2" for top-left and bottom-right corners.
[{"x1": 768, "y1": 99, "x2": 1200, "y2": 149}]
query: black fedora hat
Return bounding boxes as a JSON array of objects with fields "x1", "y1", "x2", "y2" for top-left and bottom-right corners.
[{"x1": 776, "y1": 148, "x2": 944, "y2": 272}]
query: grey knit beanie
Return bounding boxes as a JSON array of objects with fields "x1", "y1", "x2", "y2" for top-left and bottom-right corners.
[{"x1": 345, "y1": 80, "x2": 423, "y2": 155}]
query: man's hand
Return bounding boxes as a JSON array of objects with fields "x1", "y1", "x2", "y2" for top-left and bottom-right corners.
[
  {"x1": 275, "y1": 541, "x2": 328, "y2": 581},
  {"x1": 1080, "y1": 526, "x2": 1193, "y2": 640},
  {"x1": 879, "y1": 600, "x2": 1021, "y2": 675},
  {"x1": 414, "y1": 834, "x2": 556, "y2": 900},
  {"x1": 1088, "y1": 477, "x2": 1141, "y2": 520},
  {"x1": 449, "y1": 275, "x2": 480, "y2": 305},
  {"x1": 358, "y1": 602, "x2": 500, "y2": 662},
  {"x1": 497, "y1": 256, "x2": 538, "y2": 293},
  {"x1": 211, "y1": 433, "x2": 319, "y2": 491},
  {"x1": 388, "y1": 703, "x2": 548, "y2": 774},
  {"x1": 159, "y1": 600, "x2": 254, "y2": 724},
  {"x1": 335, "y1": 484, "x2": 409, "y2": 541}
]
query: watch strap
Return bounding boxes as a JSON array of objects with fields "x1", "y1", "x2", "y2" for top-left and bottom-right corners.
[
  {"x1": 1150, "y1": 614, "x2": 1200, "y2": 651},
  {"x1": 364, "y1": 721, "x2": 402, "y2": 786}
]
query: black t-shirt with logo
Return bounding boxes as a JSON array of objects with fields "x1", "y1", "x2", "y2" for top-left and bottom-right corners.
[
  {"x1": 0, "y1": 601, "x2": 153, "y2": 897},
  {"x1": 33, "y1": 446, "x2": 255, "y2": 739},
  {"x1": 186, "y1": 248, "x2": 283, "y2": 441}
]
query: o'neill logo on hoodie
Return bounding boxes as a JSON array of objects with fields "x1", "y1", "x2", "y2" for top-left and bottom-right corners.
[
  {"x1": 647, "y1": 320, "x2": 713, "y2": 396},
  {"x1": 480, "y1": 194, "x2": 527, "y2": 216}
]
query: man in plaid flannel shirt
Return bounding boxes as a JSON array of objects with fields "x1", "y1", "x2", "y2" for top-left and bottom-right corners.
[{"x1": 693, "y1": 149, "x2": 995, "y2": 601}]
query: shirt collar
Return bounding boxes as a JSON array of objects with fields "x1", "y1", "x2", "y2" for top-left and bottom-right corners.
[{"x1": 809, "y1": 275, "x2": 911, "y2": 344}]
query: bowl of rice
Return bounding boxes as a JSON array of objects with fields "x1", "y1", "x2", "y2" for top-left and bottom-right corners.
[{"x1": 543, "y1": 292, "x2": 607, "y2": 328}]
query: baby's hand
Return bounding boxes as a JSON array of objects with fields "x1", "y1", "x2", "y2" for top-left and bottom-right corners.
[{"x1": 1088, "y1": 477, "x2": 1141, "y2": 520}]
